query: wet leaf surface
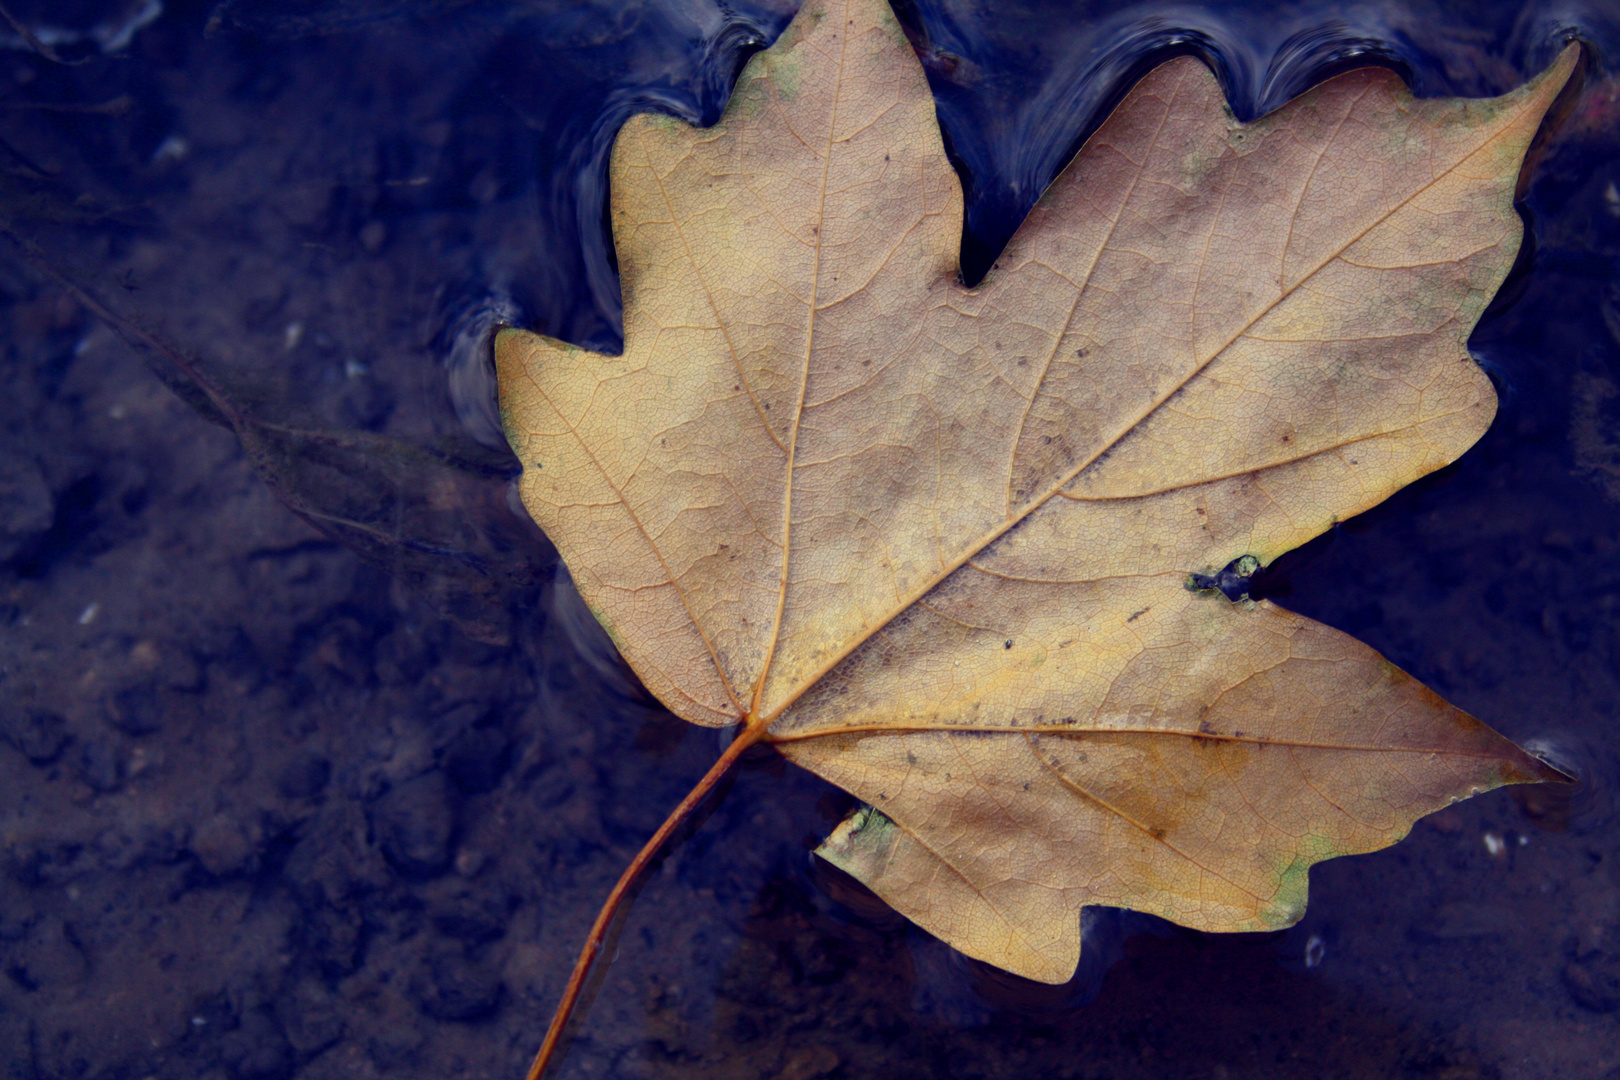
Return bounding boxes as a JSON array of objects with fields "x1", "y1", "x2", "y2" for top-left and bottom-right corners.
[{"x1": 498, "y1": 0, "x2": 1573, "y2": 983}]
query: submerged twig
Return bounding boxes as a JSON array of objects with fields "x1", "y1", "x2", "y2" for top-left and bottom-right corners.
[{"x1": 0, "y1": 1, "x2": 90, "y2": 65}]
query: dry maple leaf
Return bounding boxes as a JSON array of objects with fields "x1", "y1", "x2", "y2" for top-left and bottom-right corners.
[{"x1": 495, "y1": 0, "x2": 1577, "y2": 1071}]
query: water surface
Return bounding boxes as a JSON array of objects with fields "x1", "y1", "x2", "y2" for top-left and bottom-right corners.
[{"x1": 1, "y1": 1, "x2": 1618, "y2": 1078}]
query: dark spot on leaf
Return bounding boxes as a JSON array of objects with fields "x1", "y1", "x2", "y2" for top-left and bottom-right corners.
[
  {"x1": 1187, "y1": 554, "x2": 1261, "y2": 601},
  {"x1": 1126, "y1": 608, "x2": 1149, "y2": 623},
  {"x1": 1075, "y1": 348, "x2": 1088, "y2": 358},
  {"x1": 1004, "y1": 639, "x2": 1013, "y2": 649}
]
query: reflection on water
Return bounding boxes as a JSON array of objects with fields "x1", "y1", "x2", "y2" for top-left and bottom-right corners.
[
  {"x1": 1, "y1": 0, "x2": 1618, "y2": 1077},
  {"x1": 436, "y1": 288, "x2": 522, "y2": 453},
  {"x1": 1521, "y1": 730, "x2": 1617, "y2": 835},
  {"x1": 900, "y1": 0, "x2": 1617, "y2": 280}
]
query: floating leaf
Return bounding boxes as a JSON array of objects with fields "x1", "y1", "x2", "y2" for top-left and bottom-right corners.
[{"x1": 495, "y1": 0, "x2": 1574, "y2": 1067}]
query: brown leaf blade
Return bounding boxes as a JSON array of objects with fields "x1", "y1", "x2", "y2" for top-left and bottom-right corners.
[
  {"x1": 798, "y1": 590, "x2": 1560, "y2": 982},
  {"x1": 496, "y1": 0, "x2": 1575, "y2": 986}
]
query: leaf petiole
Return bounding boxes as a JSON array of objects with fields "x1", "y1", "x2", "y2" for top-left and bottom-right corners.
[{"x1": 524, "y1": 716, "x2": 770, "y2": 1080}]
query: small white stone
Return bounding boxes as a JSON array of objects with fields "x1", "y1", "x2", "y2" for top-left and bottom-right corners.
[
  {"x1": 151, "y1": 135, "x2": 189, "y2": 165},
  {"x1": 1304, "y1": 933, "x2": 1326, "y2": 968}
]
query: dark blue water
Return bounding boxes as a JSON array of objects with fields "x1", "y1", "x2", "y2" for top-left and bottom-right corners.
[{"x1": 2, "y1": 1, "x2": 1619, "y2": 1078}]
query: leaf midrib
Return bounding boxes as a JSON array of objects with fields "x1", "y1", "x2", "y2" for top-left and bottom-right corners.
[
  {"x1": 771, "y1": 722, "x2": 1508, "y2": 757},
  {"x1": 751, "y1": 0, "x2": 852, "y2": 718}
]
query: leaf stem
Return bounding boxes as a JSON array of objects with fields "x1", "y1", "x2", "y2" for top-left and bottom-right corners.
[{"x1": 523, "y1": 718, "x2": 768, "y2": 1080}]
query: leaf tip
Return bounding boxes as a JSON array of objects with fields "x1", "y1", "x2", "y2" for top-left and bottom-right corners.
[
  {"x1": 1544, "y1": 40, "x2": 1584, "y2": 87},
  {"x1": 1517, "y1": 39, "x2": 1584, "y2": 114},
  {"x1": 1506, "y1": 749, "x2": 1579, "y2": 788},
  {"x1": 492, "y1": 325, "x2": 532, "y2": 372}
]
